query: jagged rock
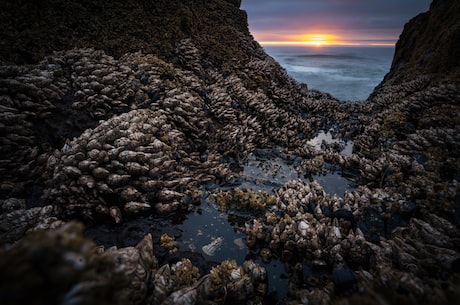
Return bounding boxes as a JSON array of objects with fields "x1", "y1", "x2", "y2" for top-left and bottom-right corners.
[{"x1": 382, "y1": 0, "x2": 460, "y2": 84}]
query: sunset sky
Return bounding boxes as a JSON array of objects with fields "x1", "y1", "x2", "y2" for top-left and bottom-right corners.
[{"x1": 241, "y1": 0, "x2": 432, "y2": 46}]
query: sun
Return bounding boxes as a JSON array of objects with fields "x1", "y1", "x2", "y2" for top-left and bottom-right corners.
[
  {"x1": 257, "y1": 32, "x2": 343, "y2": 46},
  {"x1": 301, "y1": 34, "x2": 336, "y2": 46}
]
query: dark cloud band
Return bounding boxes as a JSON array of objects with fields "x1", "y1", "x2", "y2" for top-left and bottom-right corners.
[{"x1": 241, "y1": 0, "x2": 431, "y2": 43}]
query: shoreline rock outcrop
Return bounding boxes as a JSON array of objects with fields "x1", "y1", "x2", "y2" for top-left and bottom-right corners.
[{"x1": 381, "y1": 0, "x2": 460, "y2": 85}]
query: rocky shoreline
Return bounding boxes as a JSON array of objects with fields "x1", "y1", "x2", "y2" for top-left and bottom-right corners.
[{"x1": 1, "y1": 0, "x2": 459, "y2": 304}]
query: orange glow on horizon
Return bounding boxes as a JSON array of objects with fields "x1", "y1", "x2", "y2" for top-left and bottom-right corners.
[
  {"x1": 299, "y1": 33, "x2": 337, "y2": 46},
  {"x1": 254, "y1": 32, "x2": 395, "y2": 47},
  {"x1": 259, "y1": 40, "x2": 395, "y2": 47}
]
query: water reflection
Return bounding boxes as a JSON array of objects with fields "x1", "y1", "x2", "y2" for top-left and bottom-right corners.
[
  {"x1": 307, "y1": 130, "x2": 354, "y2": 156},
  {"x1": 177, "y1": 197, "x2": 290, "y2": 302},
  {"x1": 177, "y1": 202, "x2": 248, "y2": 263},
  {"x1": 240, "y1": 148, "x2": 305, "y2": 192},
  {"x1": 241, "y1": 148, "x2": 356, "y2": 196},
  {"x1": 313, "y1": 171, "x2": 356, "y2": 196}
]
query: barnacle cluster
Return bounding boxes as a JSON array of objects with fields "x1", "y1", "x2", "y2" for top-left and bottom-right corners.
[{"x1": 211, "y1": 188, "x2": 277, "y2": 211}]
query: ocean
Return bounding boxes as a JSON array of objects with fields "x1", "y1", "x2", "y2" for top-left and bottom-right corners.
[{"x1": 263, "y1": 45, "x2": 395, "y2": 101}]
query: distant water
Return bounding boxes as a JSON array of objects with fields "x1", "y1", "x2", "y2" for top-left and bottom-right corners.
[{"x1": 263, "y1": 45, "x2": 394, "y2": 101}]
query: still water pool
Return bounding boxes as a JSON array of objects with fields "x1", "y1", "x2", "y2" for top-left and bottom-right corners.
[{"x1": 174, "y1": 145, "x2": 356, "y2": 302}]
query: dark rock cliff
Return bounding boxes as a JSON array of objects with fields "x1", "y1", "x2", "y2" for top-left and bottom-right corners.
[
  {"x1": 0, "y1": 0, "x2": 252, "y2": 70},
  {"x1": 382, "y1": 0, "x2": 460, "y2": 84}
]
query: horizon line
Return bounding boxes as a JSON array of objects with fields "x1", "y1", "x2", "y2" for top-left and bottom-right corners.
[{"x1": 259, "y1": 41, "x2": 395, "y2": 47}]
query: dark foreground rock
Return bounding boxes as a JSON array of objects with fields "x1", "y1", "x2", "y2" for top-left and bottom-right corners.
[{"x1": 0, "y1": 0, "x2": 459, "y2": 304}]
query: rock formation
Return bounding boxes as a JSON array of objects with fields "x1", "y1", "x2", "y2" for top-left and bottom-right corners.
[
  {"x1": 0, "y1": 0, "x2": 251, "y2": 70},
  {"x1": 382, "y1": 0, "x2": 460, "y2": 84},
  {"x1": 0, "y1": 0, "x2": 459, "y2": 304}
]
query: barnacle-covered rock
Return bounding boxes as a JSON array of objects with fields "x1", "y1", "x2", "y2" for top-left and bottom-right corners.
[
  {"x1": 0, "y1": 203, "x2": 61, "y2": 244},
  {"x1": 43, "y1": 107, "x2": 227, "y2": 220},
  {"x1": 212, "y1": 188, "x2": 277, "y2": 211},
  {"x1": 0, "y1": 222, "x2": 155, "y2": 305},
  {"x1": 208, "y1": 259, "x2": 267, "y2": 303},
  {"x1": 170, "y1": 259, "x2": 200, "y2": 289},
  {"x1": 236, "y1": 176, "x2": 460, "y2": 304},
  {"x1": 160, "y1": 275, "x2": 212, "y2": 305}
]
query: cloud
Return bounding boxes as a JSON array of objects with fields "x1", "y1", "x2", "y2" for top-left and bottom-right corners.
[{"x1": 241, "y1": 0, "x2": 431, "y2": 43}]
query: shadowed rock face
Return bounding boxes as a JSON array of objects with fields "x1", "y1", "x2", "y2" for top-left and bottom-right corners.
[
  {"x1": 383, "y1": 0, "x2": 460, "y2": 84},
  {"x1": 0, "y1": 222, "x2": 148, "y2": 305},
  {"x1": 0, "y1": 0, "x2": 250, "y2": 70}
]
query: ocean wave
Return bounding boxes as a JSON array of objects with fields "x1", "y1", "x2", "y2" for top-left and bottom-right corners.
[
  {"x1": 294, "y1": 53, "x2": 364, "y2": 60},
  {"x1": 288, "y1": 65, "x2": 368, "y2": 81}
]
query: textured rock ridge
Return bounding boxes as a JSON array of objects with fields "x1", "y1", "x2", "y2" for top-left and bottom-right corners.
[
  {"x1": 382, "y1": 0, "x2": 460, "y2": 84},
  {"x1": 0, "y1": 0, "x2": 250, "y2": 69}
]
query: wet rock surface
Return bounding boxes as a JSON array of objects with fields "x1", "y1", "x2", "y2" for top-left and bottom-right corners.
[{"x1": 1, "y1": 0, "x2": 460, "y2": 304}]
